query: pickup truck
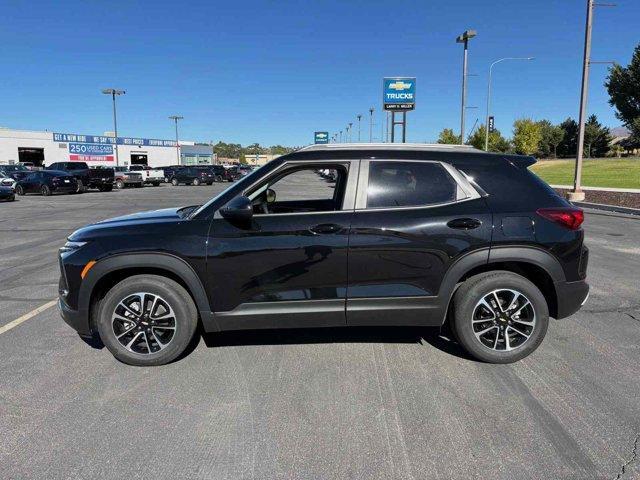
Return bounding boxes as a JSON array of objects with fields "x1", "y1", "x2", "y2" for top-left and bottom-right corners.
[
  {"x1": 46, "y1": 162, "x2": 114, "y2": 192},
  {"x1": 113, "y1": 167, "x2": 143, "y2": 189},
  {"x1": 128, "y1": 165, "x2": 163, "y2": 186}
]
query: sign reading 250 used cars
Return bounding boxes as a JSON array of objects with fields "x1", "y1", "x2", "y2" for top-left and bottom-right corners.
[
  {"x1": 383, "y1": 77, "x2": 416, "y2": 111},
  {"x1": 68, "y1": 142, "x2": 114, "y2": 162}
]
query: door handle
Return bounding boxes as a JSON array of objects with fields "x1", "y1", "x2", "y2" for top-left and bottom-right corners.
[
  {"x1": 447, "y1": 218, "x2": 482, "y2": 230},
  {"x1": 310, "y1": 223, "x2": 342, "y2": 234}
]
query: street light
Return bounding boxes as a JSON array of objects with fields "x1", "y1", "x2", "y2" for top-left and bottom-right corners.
[
  {"x1": 339, "y1": 130, "x2": 343, "y2": 143},
  {"x1": 347, "y1": 123, "x2": 353, "y2": 142},
  {"x1": 456, "y1": 29, "x2": 477, "y2": 143},
  {"x1": 484, "y1": 57, "x2": 535, "y2": 151},
  {"x1": 168, "y1": 115, "x2": 184, "y2": 164},
  {"x1": 356, "y1": 114, "x2": 362, "y2": 142},
  {"x1": 101, "y1": 88, "x2": 125, "y2": 166},
  {"x1": 369, "y1": 108, "x2": 374, "y2": 142}
]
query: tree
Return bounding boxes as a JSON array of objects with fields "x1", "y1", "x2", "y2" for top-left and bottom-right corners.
[
  {"x1": 512, "y1": 118, "x2": 542, "y2": 156},
  {"x1": 583, "y1": 114, "x2": 612, "y2": 158},
  {"x1": 467, "y1": 124, "x2": 511, "y2": 152},
  {"x1": 605, "y1": 44, "x2": 640, "y2": 127},
  {"x1": 557, "y1": 118, "x2": 579, "y2": 157},
  {"x1": 213, "y1": 141, "x2": 242, "y2": 159},
  {"x1": 269, "y1": 145, "x2": 295, "y2": 155},
  {"x1": 437, "y1": 128, "x2": 461, "y2": 144},
  {"x1": 537, "y1": 120, "x2": 565, "y2": 158}
]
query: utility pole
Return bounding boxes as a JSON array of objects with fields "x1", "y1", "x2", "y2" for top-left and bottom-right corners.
[
  {"x1": 456, "y1": 30, "x2": 477, "y2": 143},
  {"x1": 168, "y1": 115, "x2": 184, "y2": 164},
  {"x1": 368, "y1": 108, "x2": 374, "y2": 142},
  {"x1": 356, "y1": 114, "x2": 362, "y2": 142},
  {"x1": 101, "y1": 88, "x2": 125, "y2": 166},
  {"x1": 569, "y1": 0, "x2": 615, "y2": 201},
  {"x1": 339, "y1": 130, "x2": 343, "y2": 143},
  {"x1": 347, "y1": 123, "x2": 353, "y2": 142}
]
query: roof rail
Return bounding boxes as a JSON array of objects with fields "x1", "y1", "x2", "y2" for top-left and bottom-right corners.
[{"x1": 298, "y1": 143, "x2": 481, "y2": 153}]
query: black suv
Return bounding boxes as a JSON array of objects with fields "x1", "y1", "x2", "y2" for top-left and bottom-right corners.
[
  {"x1": 58, "y1": 144, "x2": 588, "y2": 366},
  {"x1": 168, "y1": 166, "x2": 213, "y2": 186}
]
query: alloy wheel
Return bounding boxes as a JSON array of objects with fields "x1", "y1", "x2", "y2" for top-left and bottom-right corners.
[
  {"x1": 471, "y1": 289, "x2": 536, "y2": 352},
  {"x1": 111, "y1": 292, "x2": 177, "y2": 355}
]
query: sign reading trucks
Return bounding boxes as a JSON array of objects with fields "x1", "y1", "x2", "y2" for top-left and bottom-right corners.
[{"x1": 383, "y1": 77, "x2": 416, "y2": 111}]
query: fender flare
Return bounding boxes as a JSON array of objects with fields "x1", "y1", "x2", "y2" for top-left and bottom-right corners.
[
  {"x1": 79, "y1": 252, "x2": 217, "y2": 331},
  {"x1": 436, "y1": 246, "x2": 565, "y2": 324}
]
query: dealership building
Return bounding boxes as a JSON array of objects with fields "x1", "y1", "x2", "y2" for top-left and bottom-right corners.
[{"x1": 0, "y1": 128, "x2": 215, "y2": 168}]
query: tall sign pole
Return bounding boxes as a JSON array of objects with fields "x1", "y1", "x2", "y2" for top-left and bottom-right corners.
[
  {"x1": 101, "y1": 88, "x2": 125, "y2": 167},
  {"x1": 383, "y1": 77, "x2": 416, "y2": 143},
  {"x1": 368, "y1": 108, "x2": 374, "y2": 142},
  {"x1": 169, "y1": 115, "x2": 184, "y2": 164}
]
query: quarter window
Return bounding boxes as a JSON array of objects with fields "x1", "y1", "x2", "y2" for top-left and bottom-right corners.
[{"x1": 367, "y1": 161, "x2": 459, "y2": 208}]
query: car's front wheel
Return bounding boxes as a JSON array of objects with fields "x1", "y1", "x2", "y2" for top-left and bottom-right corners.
[
  {"x1": 193, "y1": 178, "x2": 201, "y2": 186},
  {"x1": 15, "y1": 185, "x2": 24, "y2": 196},
  {"x1": 452, "y1": 271, "x2": 549, "y2": 364},
  {"x1": 97, "y1": 275, "x2": 198, "y2": 366},
  {"x1": 41, "y1": 184, "x2": 51, "y2": 196},
  {"x1": 171, "y1": 178, "x2": 179, "y2": 186}
]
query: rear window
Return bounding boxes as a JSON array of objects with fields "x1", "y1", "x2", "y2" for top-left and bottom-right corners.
[{"x1": 367, "y1": 161, "x2": 458, "y2": 208}]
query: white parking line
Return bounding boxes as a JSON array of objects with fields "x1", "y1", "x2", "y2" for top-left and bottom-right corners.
[{"x1": 0, "y1": 300, "x2": 57, "y2": 336}]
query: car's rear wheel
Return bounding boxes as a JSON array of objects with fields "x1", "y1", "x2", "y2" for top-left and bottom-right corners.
[
  {"x1": 452, "y1": 271, "x2": 549, "y2": 364},
  {"x1": 76, "y1": 179, "x2": 84, "y2": 193},
  {"x1": 15, "y1": 185, "x2": 24, "y2": 196},
  {"x1": 41, "y1": 185, "x2": 51, "y2": 196},
  {"x1": 193, "y1": 178, "x2": 201, "y2": 186},
  {"x1": 115, "y1": 180, "x2": 125, "y2": 189},
  {"x1": 164, "y1": 176, "x2": 169, "y2": 183},
  {"x1": 171, "y1": 178, "x2": 179, "y2": 186},
  {"x1": 97, "y1": 275, "x2": 198, "y2": 366}
]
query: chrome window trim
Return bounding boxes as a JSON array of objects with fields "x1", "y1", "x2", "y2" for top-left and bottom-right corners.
[
  {"x1": 242, "y1": 159, "x2": 359, "y2": 216},
  {"x1": 355, "y1": 159, "x2": 481, "y2": 211}
]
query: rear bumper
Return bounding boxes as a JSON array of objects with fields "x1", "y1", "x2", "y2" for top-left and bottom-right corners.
[
  {"x1": 58, "y1": 298, "x2": 91, "y2": 336},
  {"x1": 554, "y1": 279, "x2": 589, "y2": 319}
]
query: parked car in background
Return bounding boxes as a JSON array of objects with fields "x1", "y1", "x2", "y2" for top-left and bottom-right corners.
[
  {"x1": 59, "y1": 144, "x2": 588, "y2": 366},
  {"x1": 128, "y1": 165, "x2": 163, "y2": 186},
  {"x1": 0, "y1": 185, "x2": 15, "y2": 201},
  {"x1": 113, "y1": 167, "x2": 144, "y2": 189},
  {"x1": 0, "y1": 172, "x2": 16, "y2": 189},
  {"x1": 19, "y1": 162, "x2": 37, "y2": 170},
  {"x1": 222, "y1": 165, "x2": 241, "y2": 182},
  {"x1": 160, "y1": 165, "x2": 182, "y2": 183},
  {"x1": 0, "y1": 164, "x2": 30, "y2": 182},
  {"x1": 168, "y1": 167, "x2": 205, "y2": 186},
  {"x1": 150, "y1": 167, "x2": 166, "y2": 181},
  {"x1": 193, "y1": 165, "x2": 226, "y2": 183},
  {"x1": 46, "y1": 162, "x2": 114, "y2": 192},
  {"x1": 15, "y1": 170, "x2": 77, "y2": 196}
]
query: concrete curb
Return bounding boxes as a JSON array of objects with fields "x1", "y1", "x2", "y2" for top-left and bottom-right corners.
[{"x1": 573, "y1": 201, "x2": 640, "y2": 217}]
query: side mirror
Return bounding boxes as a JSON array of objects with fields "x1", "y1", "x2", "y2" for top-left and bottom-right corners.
[
  {"x1": 220, "y1": 195, "x2": 253, "y2": 222},
  {"x1": 265, "y1": 188, "x2": 276, "y2": 204}
]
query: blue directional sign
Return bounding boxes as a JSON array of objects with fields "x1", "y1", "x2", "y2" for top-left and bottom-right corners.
[
  {"x1": 314, "y1": 131, "x2": 329, "y2": 144},
  {"x1": 383, "y1": 77, "x2": 416, "y2": 111}
]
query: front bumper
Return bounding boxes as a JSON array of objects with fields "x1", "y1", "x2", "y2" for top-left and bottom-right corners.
[
  {"x1": 554, "y1": 279, "x2": 589, "y2": 319},
  {"x1": 58, "y1": 298, "x2": 92, "y2": 336}
]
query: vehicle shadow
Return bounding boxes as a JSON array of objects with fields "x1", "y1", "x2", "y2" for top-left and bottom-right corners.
[{"x1": 202, "y1": 326, "x2": 474, "y2": 361}]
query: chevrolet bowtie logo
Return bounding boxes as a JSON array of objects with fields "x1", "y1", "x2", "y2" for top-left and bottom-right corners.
[{"x1": 388, "y1": 81, "x2": 412, "y2": 91}]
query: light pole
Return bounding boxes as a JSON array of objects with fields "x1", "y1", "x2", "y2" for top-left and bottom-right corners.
[
  {"x1": 168, "y1": 115, "x2": 184, "y2": 164},
  {"x1": 456, "y1": 30, "x2": 477, "y2": 143},
  {"x1": 484, "y1": 57, "x2": 534, "y2": 151},
  {"x1": 356, "y1": 115, "x2": 362, "y2": 142},
  {"x1": 339, "y1": 130, "x2": 343, "y2": 143},
  {"x1": 368, "y1": 108, "x2": 374, "y2": 142},
  {"x1": 101, "y1": 88, "x2": 125, "y2": 166},
  {"x1": 569, "y1": 0, "x2": 615, "y2": 201}
]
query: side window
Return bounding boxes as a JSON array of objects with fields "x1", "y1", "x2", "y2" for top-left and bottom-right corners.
[
  {"x1": 270, "y1": 167, "x2": 343, "y2": 202},
  {"x1": 367, "y1": 161, "x2": 459, "y2": 208}
]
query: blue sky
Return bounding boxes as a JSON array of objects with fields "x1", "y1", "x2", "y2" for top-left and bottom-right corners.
[{"x1": 1, "y1": 0, "x2": 638, "y2": 146}]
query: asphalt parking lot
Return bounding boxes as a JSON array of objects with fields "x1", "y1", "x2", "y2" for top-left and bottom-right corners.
[{"x1": 1, "y1": 184, "x2": 639, "y2": 480}]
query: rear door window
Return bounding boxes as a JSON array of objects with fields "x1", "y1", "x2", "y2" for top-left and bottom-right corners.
[{"x1": 367, "y1": 161, "x2": 459, "y2": 208}]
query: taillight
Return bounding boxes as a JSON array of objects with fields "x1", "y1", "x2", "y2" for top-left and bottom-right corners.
[{"x1": 536, "y1": 208, "x2": 584, "y2": 230}]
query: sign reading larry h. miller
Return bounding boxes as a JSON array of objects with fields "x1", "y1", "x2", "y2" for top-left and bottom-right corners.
[{"x1": 383, "y1": 77, "x2": 416, "y2": 111}]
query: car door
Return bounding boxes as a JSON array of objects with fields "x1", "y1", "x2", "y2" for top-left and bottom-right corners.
[
  {"x1": 23, "y1": 172, "x2": 39, "y2": 192},
  {"x1": 206, "y1": 160, "x2": 358, "y2": 330},
  {"x1": 346, "y1": 159, "x2": 492, "y2": 327}
]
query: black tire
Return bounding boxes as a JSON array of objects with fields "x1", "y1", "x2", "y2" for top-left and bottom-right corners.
[
  {"x1": 116, "y1": 180, "x2": 125, "y2": 189},
  {"x1": 193, "y1": 178, "x2": 201, "y2": 186},
  {"x1": 171, "y1": 178, "x2": 179, "y2": 186},
  {"x1": 41, "y1": 185, "x2": 51, "y2": 196},
  {"x1": 96, "y1": 275, "x2": 198, "y2": 366},
  {"x1": 76, "y1": 179, "x2": 84, "y2": 193},
  {"x1": 215, "y1": 175, "x2": 223, "y2": 182},
  {"x1": 15, "y1": 185, "x2": 24, "y2": 196},
  {"x1": 164, "y1": 177, "x2": 169, "y2": 183},
  {"x1": 451, "y1": 271, "x2": 549, "y2": 364}
]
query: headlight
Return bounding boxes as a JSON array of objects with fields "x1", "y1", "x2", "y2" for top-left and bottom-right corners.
[{"x1": 60, "y1": 240, "x2": 87, "y2": 253}]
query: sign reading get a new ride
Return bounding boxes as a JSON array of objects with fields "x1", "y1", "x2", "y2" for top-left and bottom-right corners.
[{"x1": 383, "y1": 77, "x2": 416, "y2": 111}]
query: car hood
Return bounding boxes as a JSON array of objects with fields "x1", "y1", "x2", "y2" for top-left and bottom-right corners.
[{"x1": 68, "y1": 207, "x2": 190, "y2": 241}]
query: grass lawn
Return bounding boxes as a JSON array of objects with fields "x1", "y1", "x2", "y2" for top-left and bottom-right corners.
[{"x1": 530, "y1": 158, "x2": 640, "y2": 189}]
